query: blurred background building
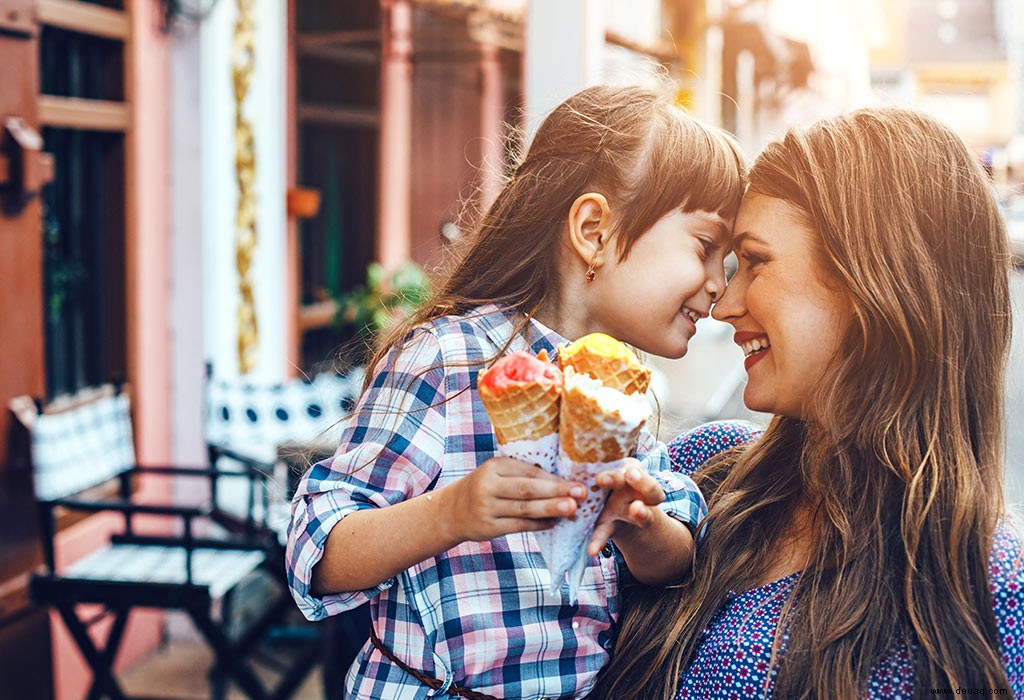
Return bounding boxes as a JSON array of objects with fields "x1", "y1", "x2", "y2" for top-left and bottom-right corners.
[{"x1": 0, "y1": 0, "x2": 1021, "y2": 697}]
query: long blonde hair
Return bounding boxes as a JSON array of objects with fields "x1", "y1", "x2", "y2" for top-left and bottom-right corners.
[
  {"x1": 595, "y1": 108, "x2": 1013, "y2": 699},
  {"x1": 363, "y1": 83, "x2": 745, "y2": 386}
]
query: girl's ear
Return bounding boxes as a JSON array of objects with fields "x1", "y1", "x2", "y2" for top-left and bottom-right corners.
[{"x1": 567, "y1": 192, "x2": 611, "y2": 268}]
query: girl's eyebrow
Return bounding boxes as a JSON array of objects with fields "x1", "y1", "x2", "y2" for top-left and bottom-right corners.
[{"x1": 690, "y1": 211, "x2": 730, "y2": 243}]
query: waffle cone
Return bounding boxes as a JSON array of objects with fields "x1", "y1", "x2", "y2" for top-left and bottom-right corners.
[
  {"x1": 559, "y1": 351, "x2": 651, "y2": 395},
  {"x1": 479, "y1": 380, "x2": 560, "y2": 445},
  {"x1": 559, "y1": 382, "x2": 644, "y2": 463}
]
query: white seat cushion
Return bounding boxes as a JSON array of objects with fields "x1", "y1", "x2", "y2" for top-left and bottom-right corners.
[
  {"x1": 64, "y1": 544, "x2": 265, "y2": 600},
  {"x1": 32, "y1": 392, "x2": 136, "y2": 501}
]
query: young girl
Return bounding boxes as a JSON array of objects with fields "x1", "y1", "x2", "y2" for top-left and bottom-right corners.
[{"x1": 286, "y1": 83, "x2": 745, "y2": 699}]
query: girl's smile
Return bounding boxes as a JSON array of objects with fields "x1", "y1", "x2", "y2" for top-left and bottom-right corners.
[{"x1": 584, "y1": 208, "x2": 730, "y2": 360}]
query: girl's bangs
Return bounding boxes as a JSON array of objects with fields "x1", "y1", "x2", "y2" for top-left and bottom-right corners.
[
  {"x1": 633, "y1": 115, "x2": 745, "y2": 224},
  {"x1": 675, "y1": 123, "x2": 746, "y2": 219}
]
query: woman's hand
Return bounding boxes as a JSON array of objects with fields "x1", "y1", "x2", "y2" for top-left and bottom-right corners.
[
  {"x1": 587, "y1": 458, "x2": 666, "y2": 557},
  {"x1": 439, "y1": 457, "x2": 587, "y2": 544}
]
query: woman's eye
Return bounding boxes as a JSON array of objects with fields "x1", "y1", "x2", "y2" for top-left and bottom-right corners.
[{"x1": 740, "y1": 251, "x2": 766, "y2": 271}]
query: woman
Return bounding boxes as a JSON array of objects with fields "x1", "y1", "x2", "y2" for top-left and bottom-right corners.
[{"x1": 592, "y1": 108, "x2": 1023, "y2": 699}]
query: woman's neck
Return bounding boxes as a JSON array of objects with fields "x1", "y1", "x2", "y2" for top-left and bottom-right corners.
[{"x1": 755, "y1": 503, "x2": 818, "y2": 587}]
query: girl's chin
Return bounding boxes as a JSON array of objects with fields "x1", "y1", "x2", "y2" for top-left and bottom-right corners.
[{"x1": 657, "y1": 334, "x2": 690, "y2": 360}]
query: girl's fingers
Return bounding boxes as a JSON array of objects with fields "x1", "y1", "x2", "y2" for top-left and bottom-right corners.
[
  {"x1": 596, "y1": 469, "x2": 626, "y2": 490},
  {"x1": 496, "y1": 495, "x2": 578, "y2": 520},
  {"x1": 501, "y1": 517, "x2": 557, "y2": 533},
  {"x1": 626, "y1": 469, "x2": 666, "y2": 505},
  {"x1": 627, "y1": 499, "x2": 654, "y2": 525},
  {"x1": 589, "y1": 521, "x2": 615, "y2": 557},
  {"x1": 497, "y1": 476, "x2": 586, "y2": 502}
]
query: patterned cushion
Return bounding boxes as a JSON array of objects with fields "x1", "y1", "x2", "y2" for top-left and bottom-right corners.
[
  {"x1": 31, "y1": 392, "x2": 135, "y2": 501},
  {"x1": 65, "y1": 543, "x2": 265, "y2": 600},
  {"x1": 205, "y1": 370, "x2": 363, "y2": 461}
]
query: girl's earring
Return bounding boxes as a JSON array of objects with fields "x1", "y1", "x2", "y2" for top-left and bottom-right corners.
[{"x1": 584, "y1": 240, "x2": 602, "y2": 282}]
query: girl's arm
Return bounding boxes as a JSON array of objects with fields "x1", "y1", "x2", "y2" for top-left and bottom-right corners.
[
  {"x1": 289, "y1": 327, "x2": 586, "y2": 610},
  {"x1": 586, "y1": 462, "x2": 695, "y2": 585},
  {"x1": 313, "y1": 457, "x2": 584, "y2": 593}
]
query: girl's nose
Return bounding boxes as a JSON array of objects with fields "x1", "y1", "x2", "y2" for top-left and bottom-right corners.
[{"x1": 706, "y1": 264, "x2": 726, "y2": 303}]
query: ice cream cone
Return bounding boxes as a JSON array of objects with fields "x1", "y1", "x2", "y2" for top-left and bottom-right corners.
[
  {"x1": 542, "y1": 366, "x2": 651, "y2": 599},
  {"x1": 558, "y1": 333, "x2": 651, "y2": 395},
  {"x1": 479, "y1": 380, "x2": 561, "y2": 444},
  {"x1": 559, "y1": 367, "x2": 647, "y2": 463},
  {"x1": 478, "y1": 349, "x2": 562, "y2": 445}
]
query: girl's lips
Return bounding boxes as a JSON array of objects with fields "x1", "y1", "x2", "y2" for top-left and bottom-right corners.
[{"x1": 681, "y1": 312, "x2": 696, "y2": 333}]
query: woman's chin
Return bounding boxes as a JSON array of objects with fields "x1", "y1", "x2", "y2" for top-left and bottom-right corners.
[{"x1": 742, "y1": 387, "x2": 772, "y2": 415}]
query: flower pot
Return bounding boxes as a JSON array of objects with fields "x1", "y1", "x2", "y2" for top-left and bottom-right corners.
[{"x1": 287, "y1": 187, "x2": 321, "y2": 219}]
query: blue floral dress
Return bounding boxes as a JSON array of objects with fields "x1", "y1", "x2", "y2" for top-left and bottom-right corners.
[{"x1": 667, "y1": 422, "x2": 1024, "y2": 699}]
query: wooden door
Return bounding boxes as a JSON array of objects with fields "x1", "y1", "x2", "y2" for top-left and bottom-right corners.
[{"x1": 0, "y1": 0, "x2": 54, "y2": 697}]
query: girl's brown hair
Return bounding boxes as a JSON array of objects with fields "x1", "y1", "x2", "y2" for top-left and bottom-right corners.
[
  {"x1": 363, "y1": 82, "x2": 745, "y2": 386},
  {"x1": 594, "y1": 108, "x2": 1013, "y2": 699}
]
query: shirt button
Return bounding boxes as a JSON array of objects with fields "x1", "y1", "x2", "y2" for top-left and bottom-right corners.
[
  {"x1": 572, "y1": 620, "x2": 580, "y2": 630},
  {"x1": 601, "y1": 543, "x2": 613, "y2": 557}
]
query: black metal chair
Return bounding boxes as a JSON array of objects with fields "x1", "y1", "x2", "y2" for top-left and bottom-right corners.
[
  {"x1": 10, "y1": 384, "x2": 319, "y2": 700},
  {"x1": 204, "y1": 368, "x2": 372, "y2": 692}
]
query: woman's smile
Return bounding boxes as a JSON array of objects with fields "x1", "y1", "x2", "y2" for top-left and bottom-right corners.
[{"x1": 734, "y1": 331, "x2": 771, "y2": 370}]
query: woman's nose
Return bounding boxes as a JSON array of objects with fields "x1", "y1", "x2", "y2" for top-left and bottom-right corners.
[{"x1": 711, "y1": 278, "x2": 744, "y2": 322}]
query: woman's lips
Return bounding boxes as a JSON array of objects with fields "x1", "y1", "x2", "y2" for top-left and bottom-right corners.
[
  {"x1": 734, "y1": 332, "x2": 770, "y2": 371},
  {"x1": 744, "y1": 349, "x2": 767, "y2": 371}
]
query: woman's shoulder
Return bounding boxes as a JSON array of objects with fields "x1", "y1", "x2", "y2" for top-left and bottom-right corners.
[
  {"x1": 666, "y1": 420, "x2": 763, "y2": 476},
  {"x1": 989, "y1": 522, "x2": 1024, "y2": 599}
]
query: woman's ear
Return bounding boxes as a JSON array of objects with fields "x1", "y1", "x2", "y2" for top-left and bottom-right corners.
[{"x1": 567, "y1": 192, "x2": 611, "y2": 269}]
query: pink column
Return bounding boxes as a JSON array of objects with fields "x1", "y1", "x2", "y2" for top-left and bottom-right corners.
[
  {"x1": 52, "y1": 0, "x2": 172, "y2": 696},
  {"x1": 285, "y1": 0, "x2": 299, "y2": 373},
  {"x1": 479, "y1": 43, "x2": 505, "y2": 211},
  {"x1": 378, "y1": 0, "x2": 413, "y2": 270}
]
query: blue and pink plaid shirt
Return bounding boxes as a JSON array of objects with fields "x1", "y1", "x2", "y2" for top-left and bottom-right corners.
[{"x1": 286, "y1": 304, "x2": 707, "y2": 699}]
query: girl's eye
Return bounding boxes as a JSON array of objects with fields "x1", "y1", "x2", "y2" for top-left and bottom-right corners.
[{"x1": 697, "y1": 237, "x2": 715, "y2": 260}]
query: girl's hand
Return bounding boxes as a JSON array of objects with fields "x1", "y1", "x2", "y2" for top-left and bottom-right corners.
[
  {"x1": 587, "y1": 459, "x2": 666, "y2": 557},
  {"x1": 439, "y1": 457, "x2": 586, "y2": 544}
]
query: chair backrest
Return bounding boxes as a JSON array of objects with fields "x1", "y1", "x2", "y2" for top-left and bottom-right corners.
[
  {"x1": 10, "y1": 385, "x2": 136, "y2": 501},
  {"x1": 205, "y1": 369, "x2": 364, "y2": 462}
]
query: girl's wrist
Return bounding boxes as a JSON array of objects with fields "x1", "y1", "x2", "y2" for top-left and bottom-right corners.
[{"x1": 430, "y1": 482, "x2": 466, "y2": 551}]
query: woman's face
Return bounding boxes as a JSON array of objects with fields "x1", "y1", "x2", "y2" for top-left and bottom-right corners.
[{"x1": 711, "y1": 194, "x2": 851, "y2": 420}]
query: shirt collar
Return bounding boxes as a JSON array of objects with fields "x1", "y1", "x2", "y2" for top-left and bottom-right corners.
[{"x1": 470, "y1": 303, "x2": 568, "y2": 359}]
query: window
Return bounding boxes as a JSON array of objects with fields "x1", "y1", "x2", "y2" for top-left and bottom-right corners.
[{"x1": 37, "y1": 0, "x2": 130, "y2": 397}]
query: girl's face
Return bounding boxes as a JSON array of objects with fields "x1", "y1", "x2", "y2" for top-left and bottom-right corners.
[
  {"x1": 591, "y1": 209, "x2": 731, "y2": 359},
  {"x1": 711, "y1": 194, "x2": 851, "y2": 420}
]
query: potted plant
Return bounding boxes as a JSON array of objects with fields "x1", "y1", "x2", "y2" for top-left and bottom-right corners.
[{"x1": 335, "y1": 260, "x2": 430, "y2": 340}]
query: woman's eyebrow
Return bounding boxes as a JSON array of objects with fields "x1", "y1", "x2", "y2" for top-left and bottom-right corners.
[{"x1": 732, "y1": 231, "x2": 769, "y2": 249}]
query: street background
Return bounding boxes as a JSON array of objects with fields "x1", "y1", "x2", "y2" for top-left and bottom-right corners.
[{"x1": 4, "y1": 0, "x2": 1024, "y2": 698}]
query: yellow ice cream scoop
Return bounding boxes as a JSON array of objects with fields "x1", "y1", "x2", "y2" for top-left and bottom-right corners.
[{"x1": 558, "y1": 332, "x2": 651, "y2": 395}]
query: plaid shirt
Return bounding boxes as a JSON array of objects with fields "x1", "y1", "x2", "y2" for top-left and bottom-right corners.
[{"x1": 287, "y1": 304, "x2": 707, "y2": 699}]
